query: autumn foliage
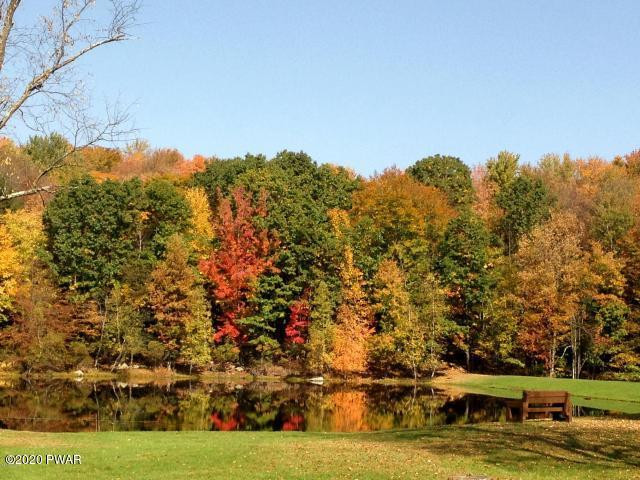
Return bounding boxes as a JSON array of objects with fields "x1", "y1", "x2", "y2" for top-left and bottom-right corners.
[
  {"x1": 285, "y1": 299, "x2": 311, "y2": 344},
  {"x1": 2, "y1": 137, "x2": 640, "y2": 380},
  {"x1": 198, "y1": 187, "x2": 276, "y2": 343}
]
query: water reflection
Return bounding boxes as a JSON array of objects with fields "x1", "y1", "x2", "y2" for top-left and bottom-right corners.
[{"x1": 0, "y1": 380, "x2": 635, "y2": 432}]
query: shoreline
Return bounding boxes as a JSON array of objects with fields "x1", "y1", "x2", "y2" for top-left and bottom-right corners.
[{"x1": 0, "y1": 367, "x2": 442, "y2": 386}]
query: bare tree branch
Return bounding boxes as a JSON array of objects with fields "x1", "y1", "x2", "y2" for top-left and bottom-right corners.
[
  {"x1": 0, "y1": 185, "x2": 53, "y2": 201},
  {"x1": 0, "y1": 0, "x2": 20, "y2": 73},
  {"x1": 0, "y1": 0, "x2": 140, "y2": 203},
  {"x1": 0, "y1": 34, "x2": 127, "y2": 131}
]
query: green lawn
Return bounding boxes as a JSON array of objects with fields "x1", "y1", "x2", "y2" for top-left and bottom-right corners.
[
  {"x1": 441, "y1": 374, "x2": 640, "y2": 413},
  {"x1": 0, "y1": 419, "x2": 639, "y2": 479}
]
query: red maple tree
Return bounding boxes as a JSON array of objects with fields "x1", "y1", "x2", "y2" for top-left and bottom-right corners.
[
  {"x1": 199, "y1": 186, "x2": 276, "y2": 343},
  {"x1": 284, "y1": 299, "x2": 310, "y2": 344}
]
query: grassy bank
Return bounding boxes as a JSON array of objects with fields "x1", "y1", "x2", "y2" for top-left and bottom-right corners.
[
  {"x1": 0, "y1": 419, "x2": 638, "y2": 479},
  {"x1": 436, "y1": 373, "x2": 640, "y2": 413}
]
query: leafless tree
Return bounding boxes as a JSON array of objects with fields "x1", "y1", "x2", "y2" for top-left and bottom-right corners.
[{"x1": 0, "y1": 0, "x2": 139, "y2": 202}]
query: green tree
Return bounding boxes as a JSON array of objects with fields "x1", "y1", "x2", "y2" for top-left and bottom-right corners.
[
  {"x1": 369, "y1": 259, "x2": 451, "y2": 379},
  {"x1": 181, "y1": 286, "x2": 213, "y2": 372},
  {"x1": 407, "y1": 265, "x2": 451, "y2": 377},
  {"x1": 496, "y1": 175, "x2": 552, "y2": 255},
  {"x1": 486, "y1": 150, "x2": 519, "y2": 189},
  {"x1": 43, "y1": 175, "x2": 192, "y2": 297},
  {"x1": 407, "y1": 154, "x2": 473, "y2": 207},
  {"x1": 142, "y1": 179, "x2": 192, "y2": 257},
  {"x1": 43, "y1": 176, "x2": 145, "y2": 296},
  {"x1": 23, "y1": 134, "x2": 71, "y2": 169},
  {"x1": 437, "y1": 211, "x2": 493, "y2": 370},
  {"x1": 371, "y1": 259, "x2": 410, "y2": 333},
  {"x1": 190, "y1": 154, "x2": 267, "y2": 208},
  {"x1": 236, "y1": 151, "x2": 359, "y2": 346},
  {"x1": 589, "y1": 169, "x2": 636, "y2": 253}
]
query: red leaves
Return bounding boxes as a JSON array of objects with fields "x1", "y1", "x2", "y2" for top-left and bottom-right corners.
[
  {"x1": 212, "y1": 317, "x2": 241, "y2": 342},
  {"x1": 199, "y1": 187, "x2": 276, "y2": 344},
  {"x1": 285, "y1": 300, "x2": 310, "y2": 344},
  {"x1": 282, "y1": 414, "x2": 304, "y2": 431},
  {"x1": 210, "y1": 411, "x2": 242, "y2": 431}
]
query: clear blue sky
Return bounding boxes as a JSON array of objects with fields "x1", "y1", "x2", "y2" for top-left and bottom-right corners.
[{"x1": 80, "y1": 1, "x2": 640, "y2": 174}]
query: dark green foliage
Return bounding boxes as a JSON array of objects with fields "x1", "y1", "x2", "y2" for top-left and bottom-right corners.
[
  {"x1": 239, "y1": 152, "x2": 359, "y2": 342},
  {"x1": 438, "y1": 211, "x2": 493, "y2": 311},
  {"x1": 190, "y1": 154, "x2": 267, "y2": 207},
  {"x1": 43, "y1": 176, "x2": 145, "y2": 295},
  {"x1": 43, "y1": 175, "x2": 191, "y2": 297},
  {"x1": 437, "y1": 211, "x2": 493, "y2": 368},
  {"x1": 495, "y1": 176, "x2": 552, "y2": 254},
  {"x1": 142, "y1": 179, "x2": 192, "y2": 257},
  {"x1": 407, "y1": 154, "x2": 473, "y2": 207},
  {"x1": 23, "y1": 133, "x2": 70, "y2": 168}
]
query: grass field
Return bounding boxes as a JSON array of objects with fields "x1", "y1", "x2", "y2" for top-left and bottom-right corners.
[
  {"x1": 437, "y1": 373, "x2": 640, "y2": 413},
  {"x1": 0, "y1": 418, "x2": 639, "y2": 479}
]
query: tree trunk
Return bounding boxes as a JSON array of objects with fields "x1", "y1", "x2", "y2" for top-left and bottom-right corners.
[
  {"x1": 549, "y1": 333, "x2": 557, "y2": 378},
  {"x1": 465, "y1": 347, "x2": 470, "y2": 372}
]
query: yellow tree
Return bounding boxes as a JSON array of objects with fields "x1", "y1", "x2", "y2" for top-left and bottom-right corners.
[
  {"x1": 516, "y1": 211, "x2": 585, "y2": 376},
  {"x1": 372, "y1": 259, "x2": 410, "y2": 333},
  {"x1": 0, "y1": 223, "x2": 19, "y2": 319},
  {"x1": 306, "y1": 280, "x2": 335, "y2": 374},
  {"x1": 147, "y1": 235, "x2": 212, "y2": 370},
  {"x1": 1, "y1": 207, "x2": 44, "y2": 266},
  {"x1": 329, "y1": 209, "x2": 373, "y2": 375},
  {"x1": 371, "y1": 259, "x2": 450, "y2": 379},
  {"x1": 351, "y1": 167, "x2": 455, "y2": 262},
  {"x1": 0, "y1": 206, "x2": 43, "y2": 321},
  {"x1": 183, "y1": 186, "x2": 214, "y2": 257}
]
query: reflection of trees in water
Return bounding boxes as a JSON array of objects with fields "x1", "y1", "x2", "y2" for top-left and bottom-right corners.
[
  {"x1": 307, "y1": 386, "x2": 513, "y2": 431},
  {"x1": 0, "y1": 382, "x2": 95, "y2": 431},
  {"x1": 304, "y1": 386, "x2": 449, "y2": 431},
  {"x1": 0, "y1": 381, "x2": 629, "y2": 432},
  {"x1": 177, "y1": 391, "x2": 211, "y2": 431},
  {"x1": 330, "y1": 391, "x2": 369, "y2": 431},
  {"x1": 206, "y1": 383, "x2": 305, "y2": 431},
  {"x1": 0, "y1": 381, "x2": 98, "y2": 431},
  {"x1": 364, "y1": 386, "x2": 449, "y2": 430}
]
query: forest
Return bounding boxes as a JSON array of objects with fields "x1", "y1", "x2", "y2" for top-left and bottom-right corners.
[{"x1": 1, "y1": 135, "x2": 639, "y2": 380}]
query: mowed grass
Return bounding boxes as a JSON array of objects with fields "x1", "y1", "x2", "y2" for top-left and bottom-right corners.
[
  {"x1": 440, "y1": 374, "x2": 640, "y2": 413},
  {"x1": 0, "y1": 418, "x2": 639, "y2": 480}
]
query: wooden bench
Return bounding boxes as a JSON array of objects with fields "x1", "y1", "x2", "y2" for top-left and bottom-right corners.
[{"x1": 505, "y1": 390, "x2": 572, "y2": 423}]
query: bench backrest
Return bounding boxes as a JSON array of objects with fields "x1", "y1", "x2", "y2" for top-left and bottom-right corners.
[{"x1": 523, "y1": 390, "x2": 570, "y2": 404}]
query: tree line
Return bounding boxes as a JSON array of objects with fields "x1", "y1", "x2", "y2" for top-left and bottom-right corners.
[{"x1": 1, "y1": 135, "x2": 639, "y2": 379}]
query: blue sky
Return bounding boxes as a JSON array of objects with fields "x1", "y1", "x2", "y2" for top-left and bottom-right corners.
[{"x1": 38, "y1": 1, "x2": 640, "y2": 174}]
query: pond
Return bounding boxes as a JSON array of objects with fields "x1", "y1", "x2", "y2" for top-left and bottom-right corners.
[{"x1": 0, "y1": 380, "x2": 637, "y2": 432}]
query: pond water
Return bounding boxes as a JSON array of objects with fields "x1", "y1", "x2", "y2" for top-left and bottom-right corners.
[{"x1": 0, "y1": 380, "x2": 637, "y2": 432}]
